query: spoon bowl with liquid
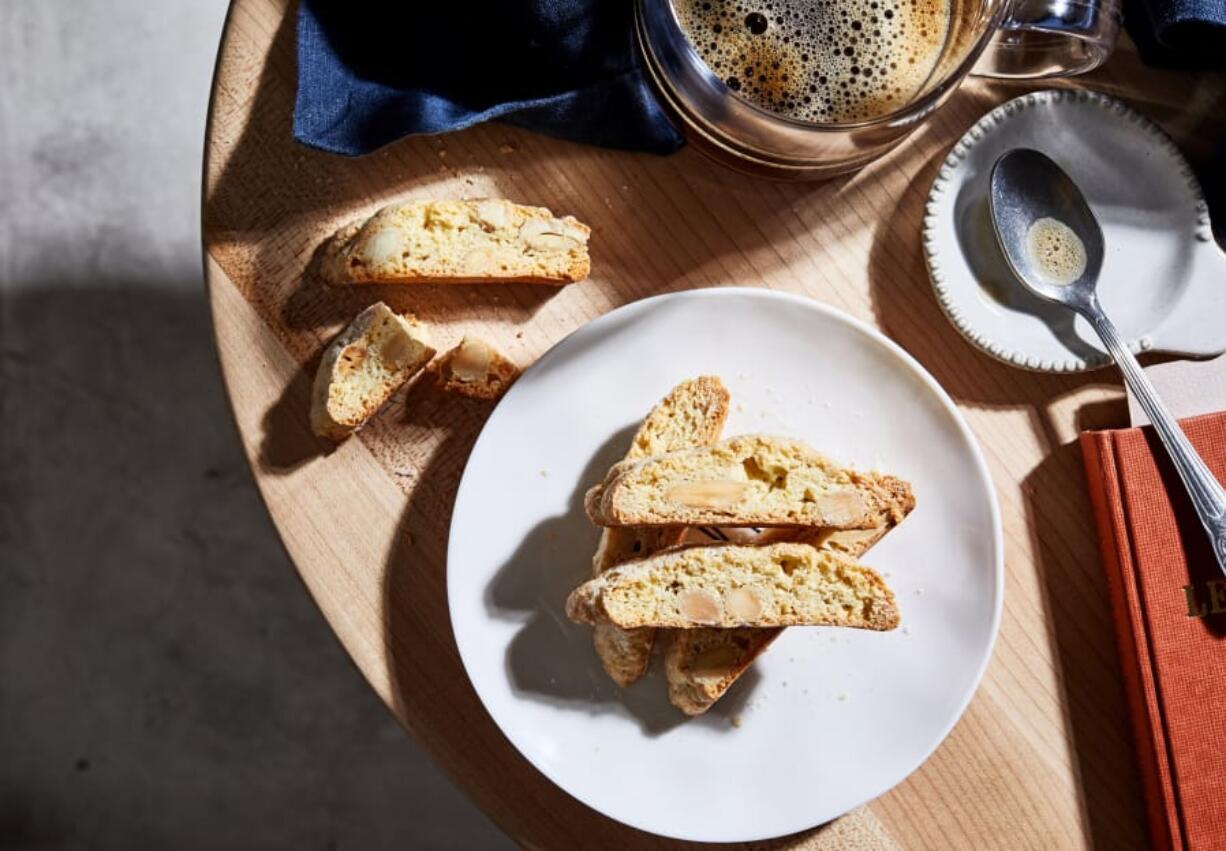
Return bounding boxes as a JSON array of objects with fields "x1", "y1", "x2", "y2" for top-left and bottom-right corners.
[
  {"x1": 989, "y1": 149, "x2": 1102, "y2": 307},
  {"x1": 989, "y1": 148, "x2": 1226, "y2": 578}
]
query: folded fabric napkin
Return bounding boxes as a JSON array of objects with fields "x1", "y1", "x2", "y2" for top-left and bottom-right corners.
[
  {"x1": 293, "y1": 0, "x2": 684, "y2": 157},
  {"x1": 1082, "y1": 412, "x2": 1226, "y2": 851},
  {"x1": 1125, "y1": 0, "x2": 1226, "y2": 64}
]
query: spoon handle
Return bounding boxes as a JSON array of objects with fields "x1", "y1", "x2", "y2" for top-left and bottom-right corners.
[{"x1": 1084, "y1": 301, "x2": 1226, "y2": 578}]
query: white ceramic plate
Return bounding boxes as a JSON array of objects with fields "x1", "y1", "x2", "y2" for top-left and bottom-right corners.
[
  {"x1": 924, "y1": 89, "x2": 1226, "y2": 372},
  {"x1": 448, "y1": 288, "x2": 1002, "y2": 842}
]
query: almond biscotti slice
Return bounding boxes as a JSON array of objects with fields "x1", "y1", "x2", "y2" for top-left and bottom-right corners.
[
  {"x1": 433, "y1": 336, "x2": 519, "y2": 400},
  {"x1": 665, "y1": 628, "x2": 780, "y2": 717},
  {"x1": 310, "y1": 302, "x2": 435, "y2": 441},
  {"x1": 586, "y1": 435, "x2": 913, "y2": 530},
  {"x1": 665, "y1": 484, "x2": 914, "y2": 715},
  {"x1": 320, "y1": 199, "x2": 590, "y2": 286},
  {"x1": 591, "y1": 376, "x2": 730, "y2": 687},
  {"x1": 566, "y1": 543, "x2": 899, "y2": 631},
  {"x1": 592, "y1": 377, "x2": 731, "y2": 569}
]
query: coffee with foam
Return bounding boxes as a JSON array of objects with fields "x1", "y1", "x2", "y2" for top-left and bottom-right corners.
[{"x1": 674, "y1": 0, "x2": 952, "y2": 124}]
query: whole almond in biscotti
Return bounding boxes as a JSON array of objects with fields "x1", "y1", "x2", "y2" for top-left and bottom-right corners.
[
  {"x1": 320, "y1": 199, "x2": 590, "y2": 285},
  {"x1": 309, "y1": 302, "x2": 435, "y2": 441},
  {"x1": 566, "y1": 542, "x2": 900, "y2": 631},
  {"x1": 589, "y1": 376, "x2": 731, "y2": 687},
  {"x1": 586, "y1": 435, "x2": 914, "y2": 530},
  {"x1": 433, "y1": 336, "x2": 519, "y2": 400}
]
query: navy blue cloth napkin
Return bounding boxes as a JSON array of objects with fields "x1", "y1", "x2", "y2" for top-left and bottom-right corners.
[
  {"x1": 293, "y1": 0, "x2": 684, "y2": 156},
  {"x1": 1126, "y1": 0, "x2": 1226, "y2": 64},
  {"x1": 1123, "y1": 0, "x2": 1226, "y2": 245}
]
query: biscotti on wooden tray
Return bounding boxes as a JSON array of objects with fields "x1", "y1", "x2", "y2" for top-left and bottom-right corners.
[
  {"x1": 431, "y1": 336, "x2": 520, "y2": 400},
  {"x1": 310, "y1": 302, "x2": 436, "y2": 441},
  {"x1": 310, "y1": 305, "x2": 518, "y2": 441},
  {"x1": 307, "y1": 195, "x2": 588, "y2": 439},
  {"x1": 567, "y1": 378, "x2": 915, "y2": 715},
  {"x1": 321, "y1": 199, "x2": 590, "y2": 286}
]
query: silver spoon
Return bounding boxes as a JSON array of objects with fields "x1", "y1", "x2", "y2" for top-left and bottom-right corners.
[{"x1": 990, "y1": 148, "x2": 1226, "y2": 578}]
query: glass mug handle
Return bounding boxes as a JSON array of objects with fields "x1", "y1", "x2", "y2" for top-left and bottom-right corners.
[{"x1": 974, "y1": 0, "x2": 1123, "y2": 78}]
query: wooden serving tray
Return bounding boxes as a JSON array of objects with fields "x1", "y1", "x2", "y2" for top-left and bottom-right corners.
[{"x1": 203, "y1": 0, "x2": 1225, "y2": 846}]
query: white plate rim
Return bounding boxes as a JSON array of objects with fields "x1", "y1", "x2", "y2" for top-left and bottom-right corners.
[{"x1": 446, "y1": 286, "x2": 1005, "y2": 842}]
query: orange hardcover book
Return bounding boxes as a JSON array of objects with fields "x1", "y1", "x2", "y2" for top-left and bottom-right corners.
[{"x1": 1080, "y1": 412, "x2": 1226, "y2": 851}]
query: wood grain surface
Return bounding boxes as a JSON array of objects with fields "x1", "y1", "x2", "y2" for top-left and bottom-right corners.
[{"x1": 202, "y1": 0, "x2": 1226, "y2": 846}]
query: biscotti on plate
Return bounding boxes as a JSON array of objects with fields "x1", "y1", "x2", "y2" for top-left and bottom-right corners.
[
  {"x1": 664, "y1": 627, "x2": 779, "y2": 716},
  {"x1": 566, "y1": 542, "x2": 900, "y2": 631},
  {"x1": 554, "y1": 376, "x2": 917, "y2": 715},
  {"x1": 592, "y1": 377, "x2": 731, "y2": 570},
  {"x1": 310, "y1": 301, "x2": 434, "y2": 441},
  {"x1": 664, "y1": 487, "x2": 915, "y2": 715},
  {"x1": 586, "y1": 435, "x2": 914, "y2": 530},
  {"x1": 591, "y1": 376, "x2": 731, "y2": 687},
  {"x1": 619, "y1": 376, "x2": 731, "y2": 462},
  {"x1": 321, "y1": 199, "x2": 590, "y2": 286}
]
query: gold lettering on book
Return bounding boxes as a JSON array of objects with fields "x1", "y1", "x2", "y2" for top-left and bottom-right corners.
[
  {"x1": 1185, "y1": 584, "x2": 1207, "y2": 617},
  {"x1": 1210, "y1": 580, "x2": 1226, "y2": 614},
  {"x1": 1183, "y1": 580, "x2": 1226, "y2": 618}
]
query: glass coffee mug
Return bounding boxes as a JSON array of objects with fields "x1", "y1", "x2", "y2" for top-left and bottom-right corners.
[{"x1": 636, "y1": 0, "x2": 1121, "y2": 178}]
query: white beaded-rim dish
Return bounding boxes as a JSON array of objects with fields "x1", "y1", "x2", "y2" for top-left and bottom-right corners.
[{"x1": 924, "y1": 89, "x2": 1226, "y2": 373}]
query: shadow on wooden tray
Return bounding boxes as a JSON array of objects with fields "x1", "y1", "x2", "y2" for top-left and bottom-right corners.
[{"x1": 256, "y1": 350, "x2": 331, "y2": 473}]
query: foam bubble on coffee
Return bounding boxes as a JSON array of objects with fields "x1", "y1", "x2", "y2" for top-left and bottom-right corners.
[
  {"x1": 1026, "y1": 216, "x2": 1087, "y2": 285},
  {"x1": 674, "y1": 0, "x2": 951, "y2": 124}
]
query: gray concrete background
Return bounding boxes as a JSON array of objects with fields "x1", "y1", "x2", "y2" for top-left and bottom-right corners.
[{"x1": 0, "y1": 3, "x2": 512, "y2": 848}]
